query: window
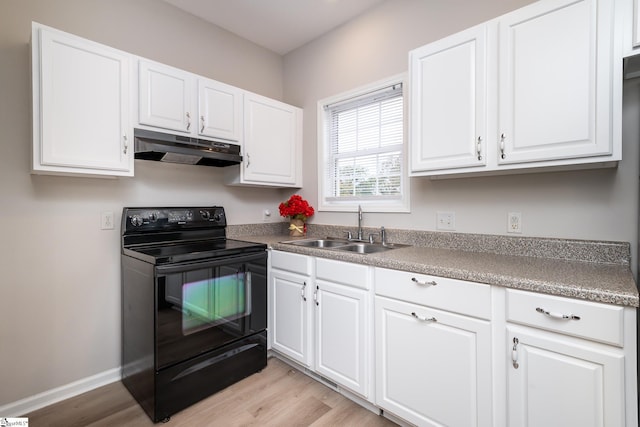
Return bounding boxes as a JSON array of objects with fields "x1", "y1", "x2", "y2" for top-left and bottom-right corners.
[{"x1": 317, "y1": 75, "x2": 409, "y2": 212}]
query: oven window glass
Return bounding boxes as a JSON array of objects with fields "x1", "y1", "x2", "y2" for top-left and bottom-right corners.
[
  {"x1": 164, "y1": 266, "x2": 251, "y2": 336},
  {"x1": 182, "y1": 268, "x2": 250, "y2": 335}
]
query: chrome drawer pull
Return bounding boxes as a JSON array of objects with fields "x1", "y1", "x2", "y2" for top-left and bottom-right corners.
[
  {"x1": 536, "y1": 307, "x2": 580, "y2": 320},
  {"x1": 411, "y1": 312, "x2": 437, "y2": 322},
  {"x1": 512, "y1": 337, "x2": 519, "y2": 369},
  {"x1": 411, "y1": 277, "x2": 437, "y2": 287}
]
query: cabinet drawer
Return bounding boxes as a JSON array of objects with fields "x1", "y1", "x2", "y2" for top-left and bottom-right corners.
[
  {"x1": 316, "y1": 258, "x2": 369, "y2": 290},
  {"x1": 506, "y1": 289, "x2": 624, "y2": 347},
  {"x1": 374, "y1": 267, "x2": 491, "y2": 319},
  {"x1": 270, "y1": 250, "x2": 311, "y2": 275}
]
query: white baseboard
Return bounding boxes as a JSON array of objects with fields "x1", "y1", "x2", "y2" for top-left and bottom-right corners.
[{"x1": 0, "y1": 367, "x2": 121, "y2": 417}]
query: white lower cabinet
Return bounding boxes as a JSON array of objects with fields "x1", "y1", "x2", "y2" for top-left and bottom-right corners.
[
  {"x1": 315, "y1": 258, "x2": 371, "y2": 398},
  {"x1": 270, "y1": 251, "x2": 313, "y2": 366},
  {"x1": 507, "y1": 326, "x2": 625, "y2": 427},
  {"x1": 374, "y1": 268, "x2": 493, "y2": 427},
  {"x1": 270, "y1": 251, "x2": 372, "y2": 399},
  {"x1": 505, "y1": 288, "x2": 637, "y2": 427},
  {"x1": 270, "y1": 255, "x2": 638, "y2": 427}
]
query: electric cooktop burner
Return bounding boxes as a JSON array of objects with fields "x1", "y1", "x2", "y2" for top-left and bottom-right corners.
[
  {"x1": 121, "y1": 206, "x2": 266, "y2": 264},
  {"x1": 126, "y1": 238, "x2": 266, "y2": 264}
]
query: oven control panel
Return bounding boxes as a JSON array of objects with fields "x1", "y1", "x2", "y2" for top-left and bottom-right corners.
[{"x1": 123, "y1": 207, "x2": 226, "y2": 231}]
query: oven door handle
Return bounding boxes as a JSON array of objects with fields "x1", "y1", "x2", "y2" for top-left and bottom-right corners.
[{"x1": 155, "y1": 251, "x2": 266, "y2": 275}]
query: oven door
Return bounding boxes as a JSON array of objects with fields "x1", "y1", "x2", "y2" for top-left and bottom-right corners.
[{"x1": 155, "y1": 251, "x2": 267, "y2": 369}]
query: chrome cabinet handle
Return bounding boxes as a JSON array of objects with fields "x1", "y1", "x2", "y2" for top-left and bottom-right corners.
[
  {"x1": 512, "y1": 337, "x2": 519, "y2": 369},
  {"x1": 411, "y1": 312, "x2": 437, "y2": 322},
  {"x1": 536, "y1": 307, "x2": 580, "y2": 320},
  {"x1": 246, "y1": 153, "x2": 250, "y2": 168},
  {"x1": 301, "y1": 281, "x2": 307, "y2": 301},
  {"x1": 200, "y1": 115, "x2": 205, "y2": 133},
  {"x1": 314, "y1": 285, "x2": 319, "y2": 306},
  {"x1": 500, "y1": 133, "x2": 506, "y2": 159},
  {"x1": 186, "y1": 112, "x2": 191, "y2": 130},
  {"x1": 476, "y1": 136, "x2": 482, "y2": 160},
  {"x1": 411, "y1": 277, "x2": 437, "y2": 286},
  {"x1": 123, "y1": 134, "x2": 128, "y2": 154}
]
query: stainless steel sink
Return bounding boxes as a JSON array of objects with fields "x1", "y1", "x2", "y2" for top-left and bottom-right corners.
[
  {"x1": 281, "y1": 238, "x2": 351, "y2": 248},
  {"x1": 281, "y1": 238, "x2": 410, "y2": 254},
  {"x1": 333, "y1": 242, "x2": 394, "y2": 254}
]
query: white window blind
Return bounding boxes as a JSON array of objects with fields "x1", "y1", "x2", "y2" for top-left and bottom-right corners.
[{"x1": 324, "y1": 83, "x2": 404, "y2": 202}]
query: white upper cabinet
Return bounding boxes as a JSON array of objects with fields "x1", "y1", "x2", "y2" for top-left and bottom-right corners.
[
  {"x1": 137, "y1": 59, "x2": 242, "y2": 143},
  {"x1": 31, "y1": 23, "x2": 133, "y2": 177},
  {"x1": 623, "y1": 0, "x2": 640, "y2": 56},
  {"x1": 198, "y1": 78, "x2": 242, "y2": 141},
  {"x1": 410, "y1": 0, "x2": 622, "y2": 178},
  {"x1": 138, "y1": 60, "x2": 193, "y2": 134},
  {"x1": 226, "y1": 92, "x2": 303, "y2": 187},
  {"x1": 635, "y1": 0, "x2": 640, "y2": 47},
  {"x1": 498, "y1": 0, "x2": 613, "y2": 164},
  {"x1": 410, "y1": 24, "x2": 487, "y2": 172}
]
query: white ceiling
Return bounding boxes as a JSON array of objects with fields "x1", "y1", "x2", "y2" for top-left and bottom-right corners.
[{"x1": 163, "y1": 0, "x2": 387, "y2": 55}]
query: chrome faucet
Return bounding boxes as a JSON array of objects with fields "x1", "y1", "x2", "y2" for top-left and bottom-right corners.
[{"x1": 357, "y1": 205, "x2": 363, "y2": 241}]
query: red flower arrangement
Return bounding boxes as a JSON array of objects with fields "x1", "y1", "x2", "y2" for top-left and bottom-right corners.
[{"x1": 279, "y1": 194, "x2": 315, "y2": 222}]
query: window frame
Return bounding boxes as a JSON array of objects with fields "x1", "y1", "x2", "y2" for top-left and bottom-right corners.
[{"x1": 317, "y1": 74, "x2": 410, "y2": 213}]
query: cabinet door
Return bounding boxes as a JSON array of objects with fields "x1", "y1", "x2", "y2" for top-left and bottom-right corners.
[
  {"x1": 315, "y1": 280, "x2": 369, "y2": 397},
  {"x1": 34, "y1": 26, "x2": 132, "y2": 175},
  {"x1": 375, "y1": 296, "x2": 492, "y2": 427},
  {"x1": 243, "y1": 93, "x2": 301, "y2": 185},
  {"x1": 507, "y1": 327, "x2": 625, "y2": 427},
  {"x1": 271, "y1": 269, "x2": 312, "y2": 367},
  {"x1": 139, "y1": 60, "x2": 193, "y2": 133},
  {"x1": 498, "y1": 0, "x2": 614, "y2": 164},
  {"x1": 198, "y1": 78, "x2": 242, "y2": 142},
  {"x1": 409, "y1": 24, "x2": 487, "y2": 173},
  {"x1": 635, "y1": 0, "x2": 640, "y2": 47}
]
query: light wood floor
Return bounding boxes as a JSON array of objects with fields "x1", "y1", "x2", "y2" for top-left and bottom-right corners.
[{"x1": 26, "y1": 357, "x2": 398, "y2": 426}]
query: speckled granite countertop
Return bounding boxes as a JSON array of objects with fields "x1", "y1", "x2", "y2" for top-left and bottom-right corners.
[{"x1": 229, "y1": 225, "x2": 639, "y2": 308}]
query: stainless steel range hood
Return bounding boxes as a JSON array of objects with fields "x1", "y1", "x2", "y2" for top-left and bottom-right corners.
[{"x1": 134, "y1": 128, "x2": 242, "y2": 167}]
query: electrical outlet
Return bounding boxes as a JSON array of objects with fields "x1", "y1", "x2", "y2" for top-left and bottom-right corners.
[
  {"x1": 508, "y1": 212, "x2": 522, "y2": 233},
  {"x1": 436, "y1": 211, "x2": 456, "y2": 231},
  {"x1": 262, "y1": 209, "x2": 272, "y2": 222},
  {"x1": 101, "y1": 211, "x2": 114, "y2": 230}
]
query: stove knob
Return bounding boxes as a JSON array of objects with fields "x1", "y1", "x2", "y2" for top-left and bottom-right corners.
[
  {"x1": 200, "y1": 210, "x2": 211, "y2": 220},
  {"x1": 213, "y1": 213, "x2": 222, "y2": 222},
  {"x1": 130, "y1": 215, "x2": 143, "y2": 227},
  {"x1": 148, "y1": 212, "x2": 158, "y2": 222}
]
